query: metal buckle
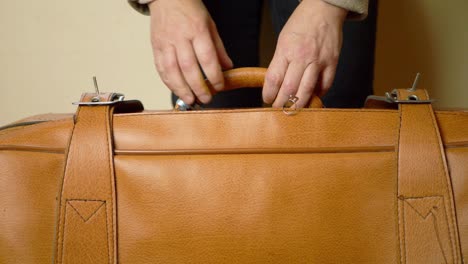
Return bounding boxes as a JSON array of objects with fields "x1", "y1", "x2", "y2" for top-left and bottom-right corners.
[
  {"x1": 72, "y1": 76, "x2": 126, "y2": 106},
  {"x1": 384, "y1": 89, "x2": 434, "y2": 104},
  {"x1": 72, "y1": 93, "x2": 125, "y2": 106},
  {"x1": 365, "y1": 73, "x2": 435, "y2": 105}
]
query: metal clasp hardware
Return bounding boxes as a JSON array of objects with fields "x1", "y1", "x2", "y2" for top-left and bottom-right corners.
[
  {"x1": 365, "y1": 73, "x2": 435, "y2": 105},
  {"x1": 174, "y1": 99, "x2": 203, "y2": 111},
  {"x1": 382, "y1": 90, "x2": 434, "y2": 104},
  {"x1": 72, "y1": 93, "x2": 126, "y2": 106},
  {"x1": 72, "y1": 76, "x2": 126, "y2": 106}
]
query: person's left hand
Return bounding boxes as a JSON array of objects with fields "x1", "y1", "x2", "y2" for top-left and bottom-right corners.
[{"x1": 263, "y1": 0, "x2": 348, "y2": 108}]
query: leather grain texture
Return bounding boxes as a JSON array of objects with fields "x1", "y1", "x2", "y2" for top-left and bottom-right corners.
[
  {"x1": 0, "y1": 68, "x2": 467, "y2": 263},
  {"x1": 55, "y1": 93, "x2": 118, "y2": 264},
  {"x1": 116, "y1": 152, "x2": 398, "y2": 263},
  {"x1": 396, "y1": 89, "x2": 461, "y2": 263}
]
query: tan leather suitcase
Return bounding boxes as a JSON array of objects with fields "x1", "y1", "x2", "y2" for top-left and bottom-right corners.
[{"x1": 1, "y1": 68, "x2": 467, "y2": 263}]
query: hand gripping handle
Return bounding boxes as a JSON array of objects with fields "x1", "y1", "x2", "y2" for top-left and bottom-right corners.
[{"x1": 209, "y1": 67, "x2": 324, "y2": 109}]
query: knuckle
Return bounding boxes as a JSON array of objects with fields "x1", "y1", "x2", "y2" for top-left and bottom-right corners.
[
  {"x1": 306, "y1": 49, "x2": 320, "y2": 64},
  {"x1": 197, "y1": 49, "x2": 215, "y2": 65},
  {"x1": 294, "y1": 46, "x2": 310, "y2": 59},
  {"x1": 193, "y1": 18, "x2": 210, "y2": 34},
  {"x1": 163, "y1": 57, "x2": 178, "y2": 71},
  {"x1": 303, "y1": 79, "x2": 316, "y2": 90},
  {"x1": 151, "y1": 37, "x2": 165, "y2": 51},
  {"x1": 328, "y1": 53, "x2": 340, "y2": 65},
  {"x1": 178, "y1": 59, "x2": 193, "y2": 71},
  {"x1": 282, "y1": 81, "x2": 298, "y2": 95},
  {"x1": 266, "y1": 72, "x2": 282, "y2": 87}
]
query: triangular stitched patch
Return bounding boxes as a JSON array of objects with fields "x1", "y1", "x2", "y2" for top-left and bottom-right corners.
[
  {"x1": 68, "y1": 200, "x2": 105, "y2": 222},
  {"x1": 404, "y1": 196, "x2": 443, "y2": 219}
]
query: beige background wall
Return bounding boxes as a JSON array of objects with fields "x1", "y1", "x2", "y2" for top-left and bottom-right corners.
[
  {"x1": 0, "y1": 0, "x2": 171, "y2": 126},
  {"x1": 1, "y1": 0, "x2": 467, "y2": 126},
  {"x1": 374, "y1": 0, "x2": 468, "y2": 108}
]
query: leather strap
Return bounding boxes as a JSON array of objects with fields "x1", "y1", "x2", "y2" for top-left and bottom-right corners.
[
  {"x1": 55, "y1": 93, "x2": 119, "y2": 264},
  {"x1": 396, "y1": 89, "x2": 462, "y2": 263}
]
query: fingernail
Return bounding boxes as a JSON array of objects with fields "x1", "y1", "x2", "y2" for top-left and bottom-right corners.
[
  {"x1": 182, "y1": 95, "x2": 194, "y2": 105},
  {"x1": 214, "y1": 83, "x2": 224, "y2": 91},
  {"x1": 199, "y1": 94, "x2": 212, "y2": 104}
]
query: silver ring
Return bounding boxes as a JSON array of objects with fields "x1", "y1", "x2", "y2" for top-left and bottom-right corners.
[{"x1": 282, "y1": 95, "x2": 299, "y2": 115}]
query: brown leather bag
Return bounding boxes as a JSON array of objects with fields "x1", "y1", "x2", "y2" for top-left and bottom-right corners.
[{"x1": 1, "y1": 67, "x2": 467, "y2": 264}]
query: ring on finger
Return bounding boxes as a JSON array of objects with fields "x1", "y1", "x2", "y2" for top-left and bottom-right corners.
[{"x1": 282, "y1": 95, "x2": 299, "y2": 115}]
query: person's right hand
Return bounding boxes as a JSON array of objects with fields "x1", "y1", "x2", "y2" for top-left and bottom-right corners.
[{"x1": 149, "y1": 0, "x2": 233, "y2": 105}]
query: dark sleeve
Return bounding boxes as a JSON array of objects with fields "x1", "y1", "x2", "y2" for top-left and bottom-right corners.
[{"x1": 128, "y1": 0, "x2": 152, "y2": 15}]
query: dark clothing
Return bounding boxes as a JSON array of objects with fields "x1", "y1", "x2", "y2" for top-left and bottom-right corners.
[{"x1": 172, "y1": 0, "x2": 378, "y2": 108}]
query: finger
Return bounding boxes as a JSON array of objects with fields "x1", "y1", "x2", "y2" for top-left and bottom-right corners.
[
  {"x1": 295, "y1": 64, "x2": 321, "y2": 108},
  {"x1": 272, "y1": 62, "x2": 307, "y2": 108},
  {"x1": 317, "y1": 65, "x2": 337, "y2": 97},
  {"x1": 177, "y1": 41, "x2": 212, "y2": 104},
  {"x1": 263, "y1": 55, "x2": 288, "y2": 104},
  {"x1": 153, "y1": 48, "x2": 163, "y2": 73},
  {"x1": 193, "y1": 32, "x2": 225, "y2": 92},
  {"x1": 158, "y1": 46, "x2": 195, "y2": 104},
  {"x1": 209, "y1": 21, "x2": 233, "y2": 70}
]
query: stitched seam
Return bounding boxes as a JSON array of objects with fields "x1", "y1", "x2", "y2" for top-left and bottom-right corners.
[
  {"x1": 105, "y1": 106, "x2": 114, "y2": 264},
  {"x1": 65, "y1": 198, "x2": 106, "y2": 201},
  {"x1": 105, "y1": 202, "x2": 110, "y2": 264},
  {"x1": 67, "y1": 200, "x2": 106, "y2": 222},
  {"x1": 56, "y1": 106, "x2": 81, "y2": 263},
  {"x1": 116, "y1": 109, "x2": 399, "y2": 117},
  {"x1": 405, "y1": 195, "x2": 444, "y2": 199},
  {"x1": 442, "y1": 200, "x2": 454, "y2": 264},
  {"x1": 61, "y1": 203, "x2": 68, "y2": 264},
  {"x1": 431, "y1": 208, "x2": 449, "y2": 264},
  {"x1": 427, "y1": 104, "x2": 457, "y2": 260},
  {"x1": 404, "y1": 196, "x2": 443, "y2": 219},
  {"x1": 436, "y1": 112, "x2": 468, "y2": 116},
  {"x1": 427, "y1": 104, "x2": 458, "y2": 263},
  {"x1": 403, "y1": 197, "x2": 450, "y2": 263},
  {"x1": 397, "y1": 100, "x2": 404, "y2": 264},
  {"x1": 0, "y1": 147, "x2": 65, "y2": 154},
  {"x1": 402, "y1": 198, "x2": 407, "y2": 264}
]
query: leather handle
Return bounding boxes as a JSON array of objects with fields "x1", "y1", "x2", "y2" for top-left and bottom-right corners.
[
  {"x1": 222, "y1": 67, "x2": 266, "y2": 90},
  {"x1": 208, "y1": 67, "x2": 323, "y2": 108}
]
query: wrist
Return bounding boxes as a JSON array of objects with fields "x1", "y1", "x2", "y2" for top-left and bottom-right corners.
[{"x1": 300, "y1": 0, "x2": 348, "y2": 23}]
